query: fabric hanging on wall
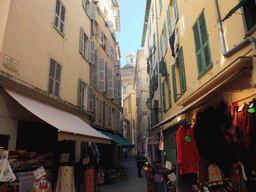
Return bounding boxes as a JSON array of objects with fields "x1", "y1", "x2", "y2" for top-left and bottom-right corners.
[{"x1": 55, "y1": 166, "x2": 75, "y2": 192}]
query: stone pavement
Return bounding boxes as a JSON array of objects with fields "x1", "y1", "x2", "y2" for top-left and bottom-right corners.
[{"x1": 99, "y1": 156, "x2": 147, "y2": 192}]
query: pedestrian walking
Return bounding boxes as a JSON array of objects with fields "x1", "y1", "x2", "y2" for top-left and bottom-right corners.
[{"x1": 136, "y1": 152, "x2": 145, "y2": 177}]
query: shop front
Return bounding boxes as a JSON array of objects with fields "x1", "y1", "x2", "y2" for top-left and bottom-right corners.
[
  {"x1": 0, "y1": 87, "x2": 111, "y2": 191},
  {"x1": 145, "y1": 57, "x2": 256, "y2": 191}
]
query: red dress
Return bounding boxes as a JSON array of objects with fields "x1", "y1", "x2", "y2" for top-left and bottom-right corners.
[{"x1": 176, "y1": 125, "x2": 200, "y2": 174}]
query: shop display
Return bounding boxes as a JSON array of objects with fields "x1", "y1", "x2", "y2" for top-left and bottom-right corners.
[
  {"x1": 31, "y1": 176, "x2": 52, "y2": 192},
  {"x1": 55, "y1": 166, "x2": 75, "y2": 192}
]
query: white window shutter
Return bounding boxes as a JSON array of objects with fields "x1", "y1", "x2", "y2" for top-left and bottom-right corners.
[
  {"x1": 98, "y1": 26, "x2": 102, "y2": 44},
  {"x1": 89, "y1": 39, "x2": 95, "y2": 64},
  {"x1": 86, "y1": 3, "x2": 91, "y2": 18},
  {"x1": 93, "y1": 49, "x2": 99, "y2": 87},
  {"x1": 85, "y1": 38, "x2": 90, "y2": 61},
  {"x1": 82, "y1": 0, "x2": 86, "y2": 9},
  {"x1": 79, "y1": 28, "x2": 85, "y2": 57},
  {"x1": 118, "y1": 77, "x2": 122, "y2": 102},
  {"x1": 90, "y1": 4, "x2": 97, "y2": 20},
  {"x1": 107, "y1": 39, "x2": 111, "y2": 55},
  {"x1": 98, "y1": 99, "x2": 103, "y2": 125},
  {"x1": 83, "y1": 86, "x2": 88, "y2": 110},
  {"x1": 98, "y1": 57, "x2": 105, "y2": 92},
  {"x1": 87, "y1": 86, "x2": 94, "y2": 112},
  {"x1": 114, "y1": 77, "x2": 118, "y2": 104},
  {"x1": 92, "y1": 20, "x2": 95, "y2": 36},
  {"x1": 107, "y1": 68, "x2": 114, "y2": 98},
  {"x1": 77, "y1": 78, "x2": 82, "y2": 107}
]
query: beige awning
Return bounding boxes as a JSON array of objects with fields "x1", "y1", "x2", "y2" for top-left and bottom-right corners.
[{"x1": 5, "y1": 89, "x2": 111, "y2": 144}]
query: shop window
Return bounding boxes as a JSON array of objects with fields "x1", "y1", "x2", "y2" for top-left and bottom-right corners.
[
  {"x1": 193, "y1": 11, "x2": 213, "y2": 77},
  {"x1": 54, "y1": 0, "x2": 66, "y2": 35},
  {"x1": 48, "y1": 58, "x2": 61, "y2": 97},
  {"x1": 241, "y1": 0, "x2": 256, "y2": 33}
]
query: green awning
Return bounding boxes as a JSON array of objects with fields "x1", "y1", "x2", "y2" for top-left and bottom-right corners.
[
  {"x1": 100, "y1": 131, "x2": 134, "y2": 148},
  {"x1": 222, "y1": 0, "x2": 247, "y2": 22}
]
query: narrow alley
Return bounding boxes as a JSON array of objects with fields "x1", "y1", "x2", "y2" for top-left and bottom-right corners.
[{"x1": 99, "y1": 156, "x2": 147, "y2": 192}]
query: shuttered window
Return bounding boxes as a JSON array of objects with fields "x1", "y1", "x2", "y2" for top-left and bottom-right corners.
[
  {"x1": 107, "y1": 68, "x2": 114, "y2": 99},
  {"x1": 163, "y1": 21, "x2": 168, "y2": 53},
  {"x1": 172, "y1": 65, "x2": 178, "y2": 101},
  {"x1": 54, "y1": 0, "x2": 66, "y2": 35},
  {"x1": 93, "y1": 49, "x2": 99, "y2": 87},
  {"x1": 87, "y1": 86, "x2": 94, "y2": 112},
  {"x1": 48, "y1": 58, "x2": 61, "y2": 97},
  {"x1": 160, "y1": 36, "x2": 163, "y2": 60},
  {"x1": 89, "y1": 39, "x2": 95, "y2": 64},
  {"x1": 173, "y1": 0, "x2": 178, "y2": 23},
  {"x1": 98, "y1": 99, "x2": 103, "y2": 126},
  {"x1": 79, "y1": 27, "x2": 90, "y2": 61},
  {"x1": 167, "y1": 73, "x2": 172, "y2": 108},
  {"x1": 193, "y1": 11, "x2": 212, "y2": 77},
  {"x1": 167, "y1": 8, "x2": 172, "y2": 37},
  {"x1": 178, "y1": 47, "x2": 186, "y2": 93},
  {"x1": 98, "y1": 57, "x2": 106, "y2": 92},
  {"x1": 77, "y1": 79, "x2": 87, "y2": 110},
  {"x1": 159, "y1": 0, "x2": 162, "y2": 11},
  {"x1": 162, "y1": 81, "x2": 166, "y2": 112}
]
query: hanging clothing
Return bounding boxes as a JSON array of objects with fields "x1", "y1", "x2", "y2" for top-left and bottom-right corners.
[
  {"x1": 55, "y1": 166, "x2": 76, "y2": 192},
  {"x1": 208, "y1": 164, "x2": 223, "y2": 187},
  {"x1": 233, "y1": 104, "x2": 251, "y2": 146},
  {"x1": 176, "y1": 125, "x2": 200, "y2": 175}
]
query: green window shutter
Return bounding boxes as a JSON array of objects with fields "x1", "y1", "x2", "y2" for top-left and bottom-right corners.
[
  {"x1": 178, "y1": 47, "x2": 186, "y2": 93},
  {"x1": 159, "y1": 0, "x2": 162, "y2": 11},
  {"x1": 193, "y1": 11, "x2": 212, "y2": 77},
  {"x1": 167, "y1": 8, "x2": 172, "y2": 37},
  {"x1": 162, "y1": 81, "x2": 166, "y2": 112},
  {"x1": 160, "y1": 35, "x2": 163, "y2": 59},
  {"x1": 172, "y1": 65, "x2": 178, "y2": 101},
  {"x1": 167, "y1": 73, "x2": 172, "y2": 108},
  {"x1": 173, "y1": 0, "x2": 178, "y2": 23},
  {"x1": 163, "y1": 21, "x2": 168, "y2": 53}
]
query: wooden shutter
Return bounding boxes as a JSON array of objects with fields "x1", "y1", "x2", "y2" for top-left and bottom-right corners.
[
  {"x1": 107, "y1": 68, "x2": 114, "y2": 98},
  {"x1": 87, "y1": 86, "x2": 94, "y2": 112},
  {"x1": 98, "y1": 57, "x2": 105, "y2": 92},
  {"x1": 98, "y1": 99, "x2": 103, "y2": 125},
  {"x1": 108, "y1": 106, "x2": 112, "y2": 128},
  {"x1": 167, "y1": 8, "x2": 172, "y2": 37},
  {"x1": 172, "y1": 65, "x2": 178, "y2": 101},
  {"x1": 173, "y1": 0, "x2": 178, "y2": 23},
  {"x1": 107, "y1": 39, "x2": 111, "y2": 55},
  {"x1": 167, "y1": 73, "x2": 172, "y2": 108},
  {"x1": 55, "y1": 63, "x2": 61, "y2": 97},
  {"x1": 90, "y1": 4, "x2": 97, "y2": 20},
  {"x1": 54, "y1": 0, "x2": 65, "y2": 34},
  {"x1": 89, "y1": 39, "x2": 95, "y2": 64},
  {"x1": 162, "y1": 81, "x2": 166, "y2": 112},
  {"x1": 115, "y1": 110, "x2": 119, "y2": 130},
  {"x1": 85, "y1": 37, "x2": 89, "y2": 61},
  {"x1": 163, "y1": 21, "x2": 168, "y2": 53},
  {"x1": 159, "y1": 0, "x2": 162, "y2": 11},
  {"x1": 117, "y1": 77, "x2": 122, "y2": 103},
  {"x1": 160, "y1": 36, "x2": 163, "y2": 59},
  {"x1": 79, "y1": 28, "x2": 85, "y2": 57},
  {"x1": 178, "y1": 47, "x2": 186, "y2": 93},
  {"x1": 114, "y1": 77, "x2": 118, "y2": 104},
  {"x1": 98, "y1": 26, "x2": 102, "y2": 44},
  {"x1": 48, "y1": 59, "x2": 55, "y2": 95},
  {"x1": 93, "y1": 49, "x2": 99, "y2": 87},
  {"x1": 193, "y1": 12, "x2": 212, "y2": 77}
]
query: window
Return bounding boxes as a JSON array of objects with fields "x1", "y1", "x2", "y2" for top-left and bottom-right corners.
[
  {"x1": 131, "y1": 58, "x2": 134, "y2": 63},
  {"x1": 98, "y1": 99, "x2": 103, "y2": 126},
  {"x1": 77, "y1": 79, "x2": 88, "y2": 110},
  {"x1": 48, "y1": 58, "x2": 61, "y2": 97},
  {"x1": 123, "y1": 86, "x2": 127, "y2": 94},
  {"x1": 171, "y1": 47, "x2": 187, "y2": 101},
  {"x1": 241, "y1": 0, "x2": 256, "y2": 33},
  {"x1": 98, "y1": 57, "x2": 106, "y2": 92},
  {"x1": 163, "y1": 21, "x2": 168, "y2": 54},
  {"x1": 82, "y1": 0, "x2": 96, "y2": 20},
  {"x1": 107, "y1": 67, "x2": 114, "y2": 99},
  {"x1": 54, "y1": 0, "x2": 66, "y2": 35},
  {"x1": 159, "y1": 0, "x2": 162, "y2": 12},
  {"x1": 193, "y1": 11, "x2": 212, "y2": 77},
  {"x1": 173, "y1": 0, "x2": 178, "y2": 23},
  {"x1": 162, "y1": 81, "x2": 166, "y2": 112},
  {"x1": 79, "y1": 27, "x2": 89, "y2": 61},
  {"x1": 167, "y1": 8, "x2": 172, "y2": 37},
  {"x1": 160, "y1": 35, "x2": 163, "y2": 60}
]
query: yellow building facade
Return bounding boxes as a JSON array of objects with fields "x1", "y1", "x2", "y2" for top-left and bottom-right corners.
[
  {"x1": 142, "y1": 0, "x2": 256, "y2": 189},
  {"x1": 0, "y1": 0, "x2": 122, "y2": 154}
]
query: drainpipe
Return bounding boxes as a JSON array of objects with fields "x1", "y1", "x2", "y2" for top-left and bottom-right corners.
[{"x1": 213, "y1": 0, "x2": 256, "y2": 61}]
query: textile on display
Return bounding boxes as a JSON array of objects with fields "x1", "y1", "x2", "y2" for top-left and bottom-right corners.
[{"x1": 55, "y1": 166, "x2": 75, "y2": 192}]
